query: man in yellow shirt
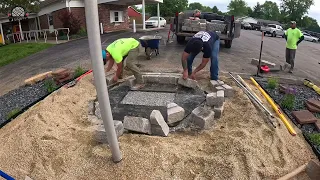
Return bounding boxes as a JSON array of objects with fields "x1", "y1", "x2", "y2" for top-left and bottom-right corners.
[
  {"x1": 104, "y1": 38, "x2": 140, "y2": 82},
  {"x1": 283, "y1": 21, "x2": 304, "y2": 73}
]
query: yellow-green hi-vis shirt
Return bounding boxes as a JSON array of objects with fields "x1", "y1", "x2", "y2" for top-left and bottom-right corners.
[
  {"x1": 285, "y1": 28, "x2": 303, "y2": 50},
  {"x1": 106, "y1": 38, "x2": 140, "y2": 63}
]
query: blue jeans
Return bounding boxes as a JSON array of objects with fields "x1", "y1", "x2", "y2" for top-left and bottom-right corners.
[{"x1": 187, "y1": 39, "x2": 220, "y2": 80}]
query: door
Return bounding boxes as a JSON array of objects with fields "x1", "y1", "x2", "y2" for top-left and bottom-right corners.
[
  {"x1": 161, "y1": 17, "x2": 166, "y2": 26},
  {"x1": 276, "y1": 25, "x2": 284, "y2": 36}
]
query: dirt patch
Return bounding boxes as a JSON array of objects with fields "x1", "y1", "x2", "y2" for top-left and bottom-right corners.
[{"x1": 0, "y1": 74, "x2": 317, "y2": 180}]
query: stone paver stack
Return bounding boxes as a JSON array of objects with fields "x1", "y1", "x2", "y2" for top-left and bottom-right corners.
[{"x1": 52, "y1": 68, "x2": 73, "y2": 84}]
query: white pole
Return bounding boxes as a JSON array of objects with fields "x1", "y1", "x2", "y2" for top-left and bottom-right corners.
[
  {"x1": 84, "y1": 0, "x2": 122, "y2": 163},
  {"x1": 157, "y1": 3, "x2": 160, "y2": 28},
  {"x1": 100, "y1": 23, "x2": 103, "y2": 34},
  {"x1": 0, "y1": 23, "x2": 5, "y2": 45},
  {"x1": 142, "y1": 0, "x2": 146, "y2": 30},
  {"x1": 133, "y1": 19, "x2": 136, "y2": 33},
  {"x1": 18, "y1": 20, "x2": 24, "y2": 41}
]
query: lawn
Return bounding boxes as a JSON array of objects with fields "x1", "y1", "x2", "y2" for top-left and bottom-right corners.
[{"x1": 0, "y1": 43, "x2": 54, "y2": 67}]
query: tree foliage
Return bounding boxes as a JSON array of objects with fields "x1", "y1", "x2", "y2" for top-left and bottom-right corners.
[
  {"x1": 145, "y1": 0, "x2": 188, "y2": 17},
  {"x1": 58, "y1": 11, "x2": 81, "y2": 35},
  {"x1": 227, "y1": 0, "x2": 248, "y2": 16},
  {"x1": 251, "y1": 2, "x2": 263, "y2": 18},
  {"x1": 131, "y1": 5, "x2": 142, "y2": 13},
  {"x1": 280, "y1": 0, "x2": 314, "y2": 24},
  {"x1": 261, "y1": 1, "x2": 280, "y2": 20},
  {"x1": 188, "y1": 2, "x2": 202, "y2": 10},
  {"x1": 301, "y1": 16, "x2": 320, "y2": 31},
  {"x1": 0, "y1": 0, "x2": 40, "y2": 13}
]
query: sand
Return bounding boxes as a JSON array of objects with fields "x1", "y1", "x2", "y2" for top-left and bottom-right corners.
[{"x1": 0, "y1": 73, "x2": 317, "y2": 180}]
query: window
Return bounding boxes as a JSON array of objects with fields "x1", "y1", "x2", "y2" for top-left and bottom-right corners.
[
  {"x1": 110, "y1": 11, "x2": 123, "y2": 23},
  {"x1": 48, "y1": 13, "x2": 53, "y2": 26},
  {"x1": 268, "y1": 24, "x2": 276, "y2": 28}
]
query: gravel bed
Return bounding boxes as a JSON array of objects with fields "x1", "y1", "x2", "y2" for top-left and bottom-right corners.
[
  {"x1": 0, "y1": 81, "x2": 48, "y2": 126},
  {"x1": 121, "y1": 91, "x2": 175, "y2": 106},
  {"x1": 257, "y1": 80, "x2": 320, "y2": 156}
]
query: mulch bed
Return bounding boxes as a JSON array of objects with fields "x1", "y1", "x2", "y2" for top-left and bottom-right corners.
[{"x1": 257, "y1": 80, "x2": 320, "y2": 159}]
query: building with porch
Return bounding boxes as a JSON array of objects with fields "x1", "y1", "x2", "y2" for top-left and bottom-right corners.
[{"x1": 0, "y1": 0, "x2": 163, "y2": 44}]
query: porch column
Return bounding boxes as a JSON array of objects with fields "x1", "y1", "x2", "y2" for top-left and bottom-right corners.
[
  {"x1": 0, "y1": 23, "x2": 5, "y2": 45},
  {"x1": 18, "y1": 20, "x2": 24, "y2": 41},
  {"x1": 157, "y1": 3, "x2": 160, "y2": 28},
  {"x1": 142, "y1": 0, "x2": 146, "y2": 30}
]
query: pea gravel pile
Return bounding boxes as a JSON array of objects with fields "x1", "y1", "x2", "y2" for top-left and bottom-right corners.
[{"x1": 0, "y1": 74, "x2": 317, "y2": 180}]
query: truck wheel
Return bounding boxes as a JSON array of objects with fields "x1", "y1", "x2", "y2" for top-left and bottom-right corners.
[
  {"x1": 177, "y1": 36, "x2": 185, "y2": 44},
  {"x1": 273, "y1": 31, "x2": 276, "y2": 37},
  {"x1": 264, "y1": 32, "x2": 266, "y2": 36},
  {"x1": 225, "y1": 40, "x2": 232, "y2": 48},
  {"x1": 312, "y1": 39, "x2": 316, "y2": 43}
]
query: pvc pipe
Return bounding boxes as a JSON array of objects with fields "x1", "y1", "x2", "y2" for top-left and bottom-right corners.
[
  {"x1": 133, "y1": 19, "x2": 136, "y2": 33},
  {"x1": 84, "y1": 0, "x2": 122, "y2": 163},
  {"x1": 250, "y1": 77, "x2": 297, "y2": 136},
  {"x1": 237, "y1": 75, "x2": 263, "y2": 104},
  {"x1": 277, "y1": 163, "x2": 307, "y2": 180},
  {"x1": 229, "y1": 73, "x2": 275, "y2": 123},
  {"x1": 157, "y1": 3, "x2": 161, "y2": 28},
  {"x1": 142, "y1": 0, "x2": 146, "y2": 30}
]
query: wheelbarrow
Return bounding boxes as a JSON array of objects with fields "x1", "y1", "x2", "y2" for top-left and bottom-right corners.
[{"x1": 139, "y1": 35, "x2": 162, "y2": 60}]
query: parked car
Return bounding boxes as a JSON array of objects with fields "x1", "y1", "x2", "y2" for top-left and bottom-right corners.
[
  {"x1": 145, "y1": 17, "x2": 167, "y2": 27},
  {"x1": 243, "y1": 22, "x2": 252, "y2": 30},
  {"x1": 261, "y1": 24, "x2": 285, "y2": 37},
  {"x1": 302, "y1": 32, "x2": 319, "y2": 42}
]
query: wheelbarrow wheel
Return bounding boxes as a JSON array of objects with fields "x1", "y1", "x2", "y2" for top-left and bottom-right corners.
[{"x1": 146, "y1": 47, "x2": 151, "y2": 60}]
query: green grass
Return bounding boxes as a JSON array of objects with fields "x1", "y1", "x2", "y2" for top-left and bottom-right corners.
[
  {"x1": 0, "y1": 43, "x2": 54, "y2": 67},
  {"x1": 281, "y1": 94, "x2": 295, "y2": 110},
  {"x1": 44, "y1": 78, "x2": 58, "y2": 93},
  {"x1": 267, "y1": 77, "x2": 279, "y2": 89},
  {"x1": 74, "y1": 66, "x2": 86, "y2": 78},
  {"x1": 6, "y1": 108, "x2": 21, "y2": 120},
  {"x1": 307, "y1": 133, "x2": 320, "y2": 146}
]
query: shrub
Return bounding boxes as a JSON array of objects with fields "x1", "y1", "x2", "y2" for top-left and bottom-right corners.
[
  {"x1": 78, "y1": 27, "x2": 87, "y2": 36},
  {"x1": 74, "y1": 66, "x2": 86, "y2": 78},
  {"x1": 44, "y1": 78, "x2": 58, "y2": 93},
  {"x1": 58, "y1": 11, "x2": 82, "y2": 34},
  {"x1": 281, "y1": 94, "x2": 295, "y2": 110},
  {"x1": 267, "y1": 77, "x2": 279, "y2": 89},
  {"x1": 307, "y1": 133, "x2": 320, "y2": 146},
  {"x1": 6, "y1": 108, "x2": 21, "y2": 120}
]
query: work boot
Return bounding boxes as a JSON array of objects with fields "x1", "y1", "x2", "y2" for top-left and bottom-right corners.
[
  {"x1": 288, "y1": 68, "x2": 293, "y2": 74},
  {"x1": 282, "y1": 63, "x2": 289, "y2": 71}
]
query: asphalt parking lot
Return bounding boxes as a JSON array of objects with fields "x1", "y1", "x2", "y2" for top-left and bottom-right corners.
[{"x1": 1, "y1": 27, "x2": 320, "y2": 95}]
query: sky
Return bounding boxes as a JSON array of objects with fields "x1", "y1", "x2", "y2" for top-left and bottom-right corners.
[{"x1": 189, "y1": 0, "x2": 320, "y2": 24}]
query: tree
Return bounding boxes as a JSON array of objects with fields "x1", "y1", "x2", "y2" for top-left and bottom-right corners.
[
  {"x1": 262, "y1": 1, "x2": 280, "y2": 20},
  {"x1": 227, "y1": 0, "x2": 248, "y2": 16},
  {"x1": 251, "y1": 2, "x2": 263, "y2": 18},
  {"x1": 301, "y1": 16, "x2": 319, "y2": 30},
  {"x1": 0, "y1": 0, "x2": 40, "y2": 14},
  {"x1": 58, "y1": 11, "x2": 81, "y2": 34},
  {"x1": 188, "y1": 2, "x2": 203, "y2": 10},
  {"x1": 212, "y1": 6, "x2": 219, "y2": 13},
  {"x1": 247, "y1": 7, "x2": 253, "y2": 17},
  {"x1": 280, "y1": 0, "x2": 314, "y2": 25},
  {"x1": 145, "y1": 0, "x2": 188, "y2": 17},
  {"x1": 202, "y1": 6, "x2": 212, "y2": 12},
  {"x1": 131, "y1": 5, "x2": 142, "y2": 13}
]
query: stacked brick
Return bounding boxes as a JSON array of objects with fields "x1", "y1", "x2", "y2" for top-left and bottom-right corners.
[{"x1": 52, "y1": 68, "x2": 73, "y2": 84}]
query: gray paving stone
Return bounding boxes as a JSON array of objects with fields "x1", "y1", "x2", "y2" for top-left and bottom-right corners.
[
  {"x1": 251, "y1": 58, "x2": 276, "y2": 67},
  {"x1": 222, "y1": 84, "x2": 234, "y2": 97},
  {"x1": 88, "y1": 115, "x2": 103, "y2": 126},
  {"x1": 95, "y1": 101, "x2": 102, "y2": 119},
  {"x1": 123, "y1": 116, "x2": 152, "y2": 134},
  {"x1": 191, "y1": 107, "x2": 215, "y2": 129},
  {"x1": 215, "y1": 86, "x2": 225, "y2": 92},
  {"x1": 214, "y1": 103, "x2": 225, "y2": 119},
  {"x1": 206, "y1": 91, "x2": 224, "y2": 107},
  {"x1": 167, "y1": 103, "x2": 185, "y2": 125},
  {"x1": 94, "y1": 120, "x2": 124, "y2": 143},
  {"x1": 178, "y1": 78, "x2": 198, "y2": 89},
  {"x1": 150, "y1": 110, "x2": 169, "y2": 137}
]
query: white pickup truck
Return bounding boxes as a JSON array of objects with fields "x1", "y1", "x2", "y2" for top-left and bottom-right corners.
[{"x1": 261, "y1": 24, "x2": 285, "y2": 37}]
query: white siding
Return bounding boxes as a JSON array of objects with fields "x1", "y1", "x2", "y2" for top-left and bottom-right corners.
[{"x1": 69, "y1": 0, "x2": 85, "y2": 7}]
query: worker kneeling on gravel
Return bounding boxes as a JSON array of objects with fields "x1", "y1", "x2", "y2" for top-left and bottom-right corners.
[
  {"x1": 181, "y1": 31, "x2": 220, "y2": 80},
  {"x1": 104, "y1": 38, "x2": 140, "y2": 83}
]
